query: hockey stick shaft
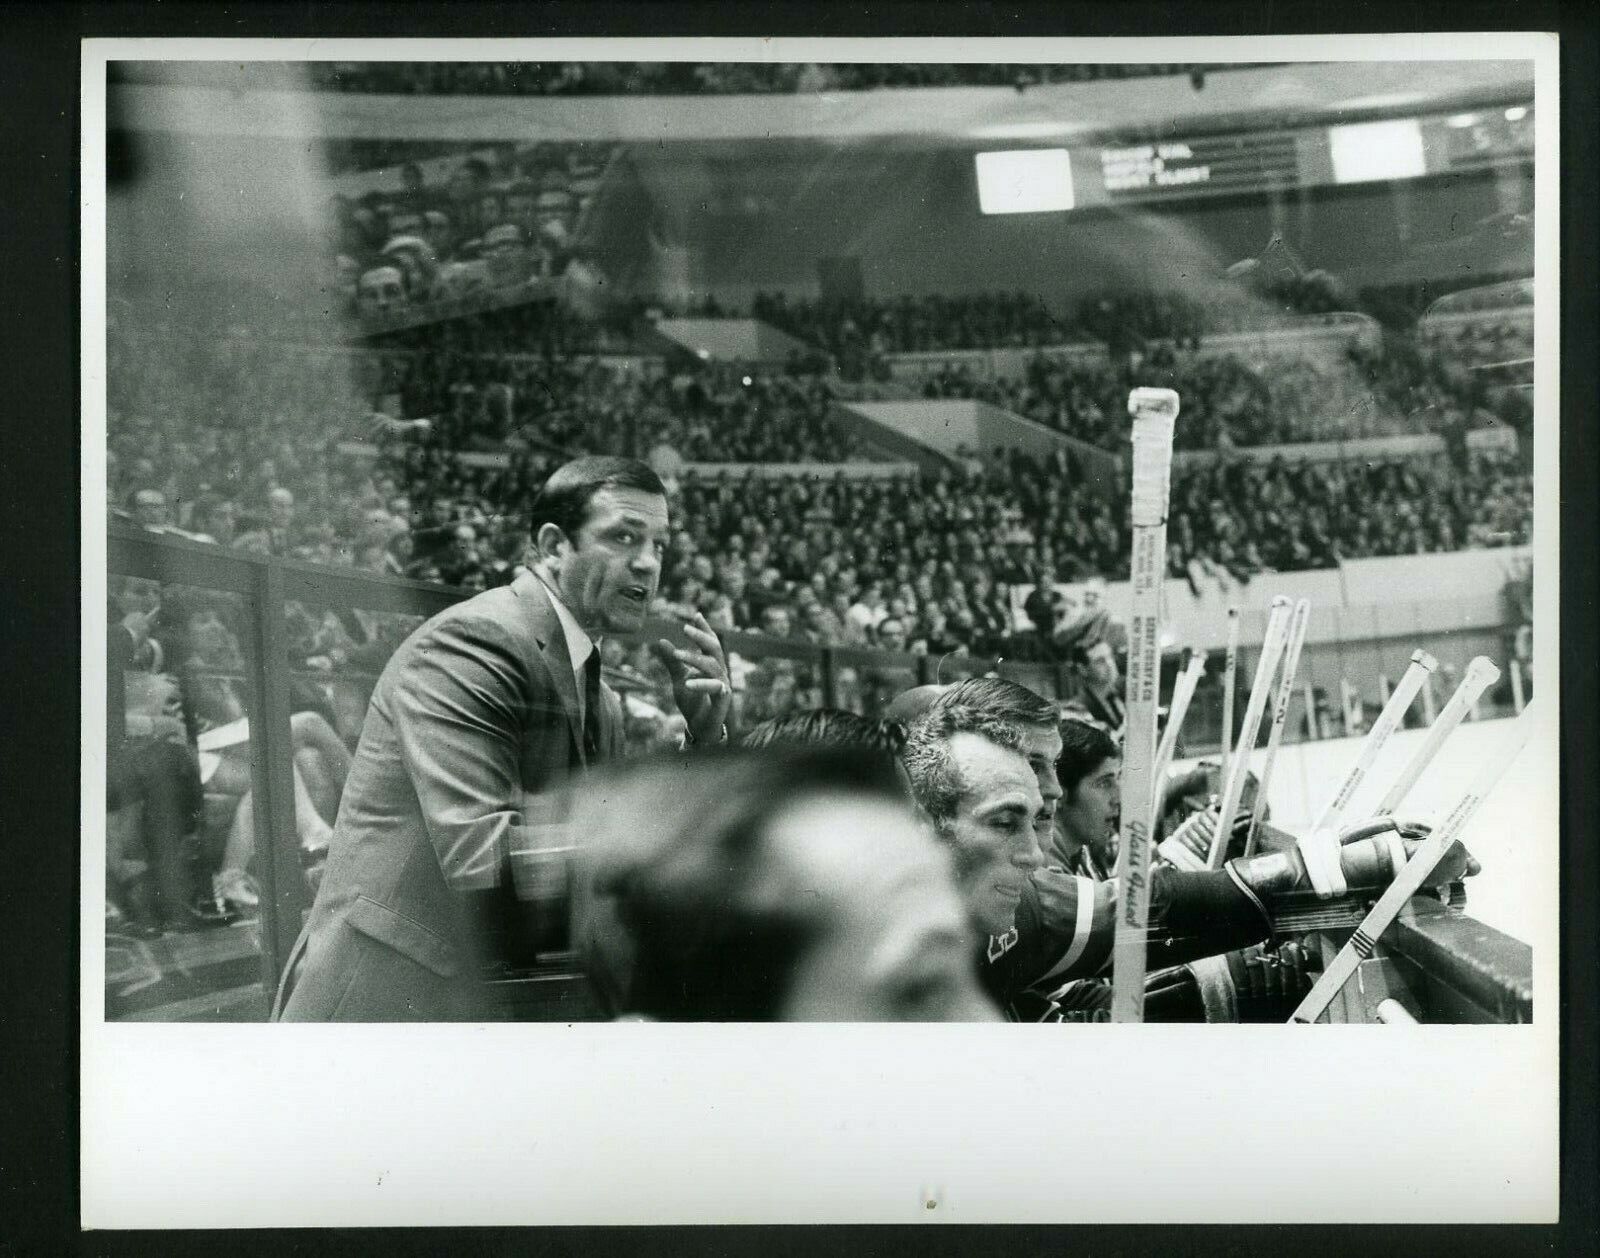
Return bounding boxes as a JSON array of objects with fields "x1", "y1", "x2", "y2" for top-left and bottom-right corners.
[
  {"x1": 1150, "y1": 650, "x2": 1207, "y2": 820},
  {"x1": 1111, "y1": 387, "x2": 1180, "y2": 1025},
  {"x1": 1372, "y1": 656, "x2": 1501, "y2": 817},
  {"x1": 1207, "y1": 596, "x2": 1293, "y2": 868},
  {"x1": 1309, "y1": 650, "x2": 1438, "y2": 832},
  {"x1": 1245, "y1": 598, "x2": 1312, "y2": 856},
  {"x1": 1218, "y1": 607, "x2": 1241, "y2": 792}
]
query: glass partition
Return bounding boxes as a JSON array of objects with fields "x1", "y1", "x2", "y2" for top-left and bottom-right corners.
[
  {"x1": 105, "y1": 571, "x2": 273, "y2": 1020},
  {"x1": 101, "y1": 53, "x2": 1538, "y2": 1025}
]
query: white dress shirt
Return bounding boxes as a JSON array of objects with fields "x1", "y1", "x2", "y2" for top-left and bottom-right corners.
[{"x1": 534, "y1": 570, "x2": 598, "y2": 727}]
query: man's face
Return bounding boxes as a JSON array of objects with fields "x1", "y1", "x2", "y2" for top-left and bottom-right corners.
[
  {"x1": 364, "y1": 510, "x2": 394, "y2": 545},
  {"x1": 550, "y1": 486, "x2": 669, "y2": 637},
  {"x1": 762, "y1": 606, "x2": 792, "y2": 638},
  {"x1": 877, "y1": 619, "x2": 907, "y2": 652},
  {"x1": 269, "y1": 491, "x2": 295, "y2": 531},
  {"x1": 1016, "y1": 722, "x2": 1064, "y2": 846},
  {"x1": 133, "y1": 491, "x2": 168, "y2": 529},
  {"x1": 770, "y1": 795, "x2": 999, "y2": 1022},
  {"x1": 1086, "y1": 643, "x2": 1119, "y2": 692},
  {"x1": 1060, "y1": 754, "x2": 1122, "y2": 868},
  {"x1": 938, "y1": 733, "x2": 1044, "y2": 937},
  {"x1": 186, "y1": 608, "x2": 233, "y2": 661}
]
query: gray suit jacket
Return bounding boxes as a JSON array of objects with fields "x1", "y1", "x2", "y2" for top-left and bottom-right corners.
[{"x1": 273, "y1": 573, "x2": 624, "y2": 1021}]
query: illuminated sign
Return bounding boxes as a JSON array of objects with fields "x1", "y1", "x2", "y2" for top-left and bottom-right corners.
[{"x1": 975, "y1": 148, "x2": 1076, "y2": 214}]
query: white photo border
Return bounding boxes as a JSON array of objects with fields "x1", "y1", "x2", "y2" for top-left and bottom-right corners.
[{"x1": 82, "y1": 33, "x2": 1561, "y2": 1227}]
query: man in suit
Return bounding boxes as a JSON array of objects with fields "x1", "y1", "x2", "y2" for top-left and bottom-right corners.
[
  {"x1": 1070, "y1": 639, "x2": 1126, "y2": 735},
  {"x1": 273, "y1": 457, "x2": 731, "y2": 1021}
]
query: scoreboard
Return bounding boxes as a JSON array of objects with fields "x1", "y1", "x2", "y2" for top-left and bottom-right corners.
[
  {"x1": 1098, "y1": 132, "x2": 1302, "y2": 201},
  {"x1": 976, "y1": 103, "x2": 1534, "y2": 214}
]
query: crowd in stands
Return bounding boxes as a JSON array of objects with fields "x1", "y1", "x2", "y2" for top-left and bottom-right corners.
[
  {"x1": 751, "y1": 270, "x2": 1527, "y2": 384},
  {"x1": 753, "y1": 291, "x2": 1077, "y2": 363},
  {"x1": 918, "y1": 333, "x2": 1519, "y2": 451},
  {"x1": 109, "y1": 323, "x2": 1532, "y2": 673},
  {"x1": 108, "y1": 255, "x2": 1534, "y2": 672},
  {"x1": 303, "y1": 62, "x2": 1275, "y2": 97},
  {"x1": 328, "y1": 143, "x2": 613, "y2": 319}
]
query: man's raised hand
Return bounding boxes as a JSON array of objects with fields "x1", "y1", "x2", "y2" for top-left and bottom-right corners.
[{"x1": 652, "y1": 611, "x2": 732, "y2": 745}]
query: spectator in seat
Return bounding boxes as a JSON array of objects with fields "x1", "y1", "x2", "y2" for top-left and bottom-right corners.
[
  {"x1": 759, "y1": 604, "x2": 794, "y2": 640},
  {"x1": 875, "y1": 616, "x2": 909, "y2": 654},
  {"x1": 1072, "y1": 640, "x2": 1125, "y2": 735},
  {"x1": 108, "y1": 667, "x2": 225, "y2": 935},
  {"x1": 130, "y1": 488, "x2": 172, "y2": 533}
]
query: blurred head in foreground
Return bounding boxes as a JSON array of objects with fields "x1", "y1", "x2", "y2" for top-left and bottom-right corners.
[
  {"x1": 741, "y1": 708, "x2": 906, "y2": 757},
  {"x1": 575, "y1": 749, "x2": 997, "y2": 1022}
]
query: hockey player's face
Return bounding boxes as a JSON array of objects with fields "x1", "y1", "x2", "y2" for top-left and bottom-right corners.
[
  {"x1": 941, "y1": 734, "x2": 1044, "y2": 937},
  {"x1": 1015, "y1": 722, "x2": 1063, "y2": 846},
  {"x1": 1061, "y1": 755, "x2": 1121, "y2": 866}
]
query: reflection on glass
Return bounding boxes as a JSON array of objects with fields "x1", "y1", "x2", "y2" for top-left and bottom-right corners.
[
  {"x1": 102, "y1": 56, "x2": 1540, "y2": 1019},
  {"x1": 281, "y1": 600, "x2": 430, "y2": 900},
  {"x1": 105, "y1": 580, "x2": 269, "y2": 1020}
]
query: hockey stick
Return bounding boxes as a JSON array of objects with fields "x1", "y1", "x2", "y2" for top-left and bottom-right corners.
[
  {"x1": 1308, "y1": 649, "x2": 1438, "y2": 833},
  {"x1": 1150, "y1": 649, "x2": 1207, "y2": 822},
  {"x1": 1291, "y1": 703, "x2": 1535, "y2": 1023},
  {"x1": 1371, "y1": 656, "x2": 1501, "y2": 817},
  {"x1": 1206, "y1": 596, "x2": 1294, "y2": 869},
  {"x1": 1244, "y1": 598, "x2": 1312, "y2": 856},
  {"x1": 1218, "y1": 607, "x2": 1241, "y2": 797},
  {"x1": 1111, "y1": 386, "x2": 1180, "y2": 1025}
]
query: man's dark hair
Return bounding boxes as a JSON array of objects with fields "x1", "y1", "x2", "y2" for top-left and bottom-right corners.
[
  {"x1": 578, "y1": 748, "x2": 904, "y2": 1021},
  {"x1": 1057, "y1": 714, "x2": 1119, "y2": 798},
  {"x1": 741, "y1": 708, "x2": 908, "y2": 760},
  {"x1": 529, "y1": 456, "x2": 666, "y2": 541}
]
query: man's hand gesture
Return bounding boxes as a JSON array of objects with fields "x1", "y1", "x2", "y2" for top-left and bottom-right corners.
[{"x1": 652, "y1": 611, "x2": 732, "y2": 745}]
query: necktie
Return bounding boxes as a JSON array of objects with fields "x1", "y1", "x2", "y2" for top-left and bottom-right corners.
[{"x1": 582, "y1": 652, "x2": 603, "y2": 762}]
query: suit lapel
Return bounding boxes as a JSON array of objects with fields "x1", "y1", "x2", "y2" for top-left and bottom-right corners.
[{"x1": 510, "y1": 572, "x2": 585, "y2": 761}]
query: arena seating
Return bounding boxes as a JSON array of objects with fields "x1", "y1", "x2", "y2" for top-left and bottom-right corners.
[
  {"x1": 327, "y1": 142, "x2": 617, "y2": 321},
  {"x1": 108, "y1": 283, "x2": 1533, "y2": 669}
]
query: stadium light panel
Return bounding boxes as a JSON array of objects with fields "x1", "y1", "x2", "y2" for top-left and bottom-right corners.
[
  {"x1": 975, "y1": 149, "x2": 1076, "y2": 214},
  {"x1": 1327, "y1": 119, "x2": 1427, "y2": 185}
]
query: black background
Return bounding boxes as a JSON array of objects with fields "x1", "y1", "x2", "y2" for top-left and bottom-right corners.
[{"x1": 1, "y1": 2, "x2": 1594, "y2": 1254}]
